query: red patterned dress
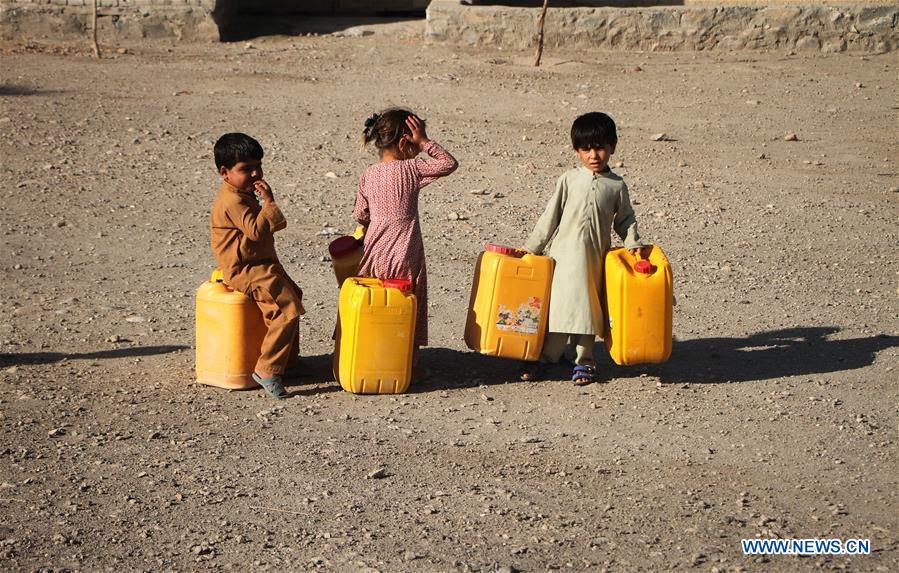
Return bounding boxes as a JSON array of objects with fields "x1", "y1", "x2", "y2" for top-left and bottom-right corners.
[{"x1": 353, "y1": 140, "x2": 458, "y2": 346}]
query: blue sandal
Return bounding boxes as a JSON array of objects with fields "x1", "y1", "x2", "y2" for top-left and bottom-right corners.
[
  {"x1": 252, "y1": 372, "x2": 289, "y2": 399},
  {"x1": 572, "y1": 365, "x2": 595, "y2": 386}
]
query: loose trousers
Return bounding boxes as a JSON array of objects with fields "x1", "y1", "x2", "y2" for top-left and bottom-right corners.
[
  {"x1": 541, "y1": 332, "x2": 595, "y2": 367},
  {"x1": 252, "y1": 287, "x2": 301, "y2": 376}
]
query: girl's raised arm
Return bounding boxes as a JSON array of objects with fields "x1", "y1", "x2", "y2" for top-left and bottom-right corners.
[{"x1": 416, "y1": 140, "x2": 458, "y2": 188}]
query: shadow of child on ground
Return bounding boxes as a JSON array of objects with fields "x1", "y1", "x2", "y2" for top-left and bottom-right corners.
[
  {"x1": 626, "y1": 326, "x2": 896, "y2": 385},
  {"x1": 411, "y1": 326, "x2": 897, "y2": 391},
  {"x1": 299, "y1": 326, "x2": 896, "y2": 395}
]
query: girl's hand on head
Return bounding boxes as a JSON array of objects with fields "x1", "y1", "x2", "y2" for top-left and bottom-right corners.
[
  {"x1": 405, "y1": 115, "x2": 429, "y2": 146},
  {"x1": 254, "y1": 180, "x2": 274, "y2": 204}
]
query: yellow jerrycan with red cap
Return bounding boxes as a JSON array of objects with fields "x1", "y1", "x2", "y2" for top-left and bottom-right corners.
[
  {"x1": 195, "y1": 269, "x2": 266, "y2": 389},
  {"x1": 464, "y1": 244, "x2": 554, "y2": 361},
  {"x1": 604, "y1": 245, "x2": 673, "y2": 365},
  {"x1": 334, "y1": 277, "x2": 417, "y2": 394}
]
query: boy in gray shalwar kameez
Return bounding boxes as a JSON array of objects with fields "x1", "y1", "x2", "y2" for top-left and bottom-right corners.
[{"x1": 523, "y1": 112, "x2": 644, "y2": 385}]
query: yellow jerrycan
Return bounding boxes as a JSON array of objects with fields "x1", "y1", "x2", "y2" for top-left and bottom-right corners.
[
  {"x1": 604, "y1": 245, "x2": 673, "y2": 365},
  {"x1": 328, "y1": 225, "x2": 366, "y2": 287},
  {"x1": 195, "y1": 269, "x2": 266, "y2": 389},
  {"x1": 334, "y1": 277, "x2": 417, "y2": 394},
  {"x1": 464, "y1": 244, "x2": 554, "y2": 361}
]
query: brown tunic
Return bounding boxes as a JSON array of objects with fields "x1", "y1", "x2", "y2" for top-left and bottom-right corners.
[{"x1": 210, "y1": 181, "x2": 305, "y2": 321}]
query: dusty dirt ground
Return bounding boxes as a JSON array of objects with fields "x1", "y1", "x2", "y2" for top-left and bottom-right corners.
[{"x1": 0, "y1": 21, "x2": 897, "y2": 573}]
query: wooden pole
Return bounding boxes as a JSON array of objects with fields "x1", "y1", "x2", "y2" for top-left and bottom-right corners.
[
  {"x1": 533, "y1": 0, "x2": 549, "y2": 67},
  {"x1": 91, "y1": 0, "x2": 101, "y2": 58}
]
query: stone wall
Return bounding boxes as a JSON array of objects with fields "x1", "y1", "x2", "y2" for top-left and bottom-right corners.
[
  {"x1": 0, "y1": 0, "x2": 219, "y2": 41},
  {"x1": 427, "y1": 0, "x2": 899, "y2": 52},
  {"x1": 2, "y1": 0, "x2": 897, "y2": 51},
  {"x1": 237, "y1": 1, "x2": 430, "y2": 14}
]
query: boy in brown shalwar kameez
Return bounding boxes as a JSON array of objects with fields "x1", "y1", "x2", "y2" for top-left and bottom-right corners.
[{"x1": 210, "y1": 133, "x2": 304, "y2": 399}]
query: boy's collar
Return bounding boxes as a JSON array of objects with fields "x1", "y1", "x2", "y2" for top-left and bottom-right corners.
[{"x1": 578, "y1": 165, "x2": 612, "y2": 176}]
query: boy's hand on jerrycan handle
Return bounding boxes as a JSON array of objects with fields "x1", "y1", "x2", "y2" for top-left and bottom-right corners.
[
  {"x1": 254, "y1": 180, "x2": 274, "y2": 205},
  {"x1": 404, "y1": 115, "x2": 430, "y2": 146}
]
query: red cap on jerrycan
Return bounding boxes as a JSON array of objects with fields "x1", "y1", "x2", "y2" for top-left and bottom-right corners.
[
  {"x1": 328, "y1": 235, "x2": 360, "y2": 258},
  {"x1": 383, "y1": 278, "x2": 413, "y2": 292},
  {"x1": 486, "y1": 244, "x2": 525, "y2": 257},
  {"x1": 634, "y1": 259, "x2": 654, "y2": 274}
]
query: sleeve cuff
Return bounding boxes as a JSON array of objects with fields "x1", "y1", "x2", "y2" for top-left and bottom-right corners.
[{"x1": 261, "y1": 202, "x2": 287, "y2": 230}]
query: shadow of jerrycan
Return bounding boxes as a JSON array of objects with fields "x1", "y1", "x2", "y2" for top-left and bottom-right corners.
[
  {"x1": 195, "y1": 269, "x2": 266, "y2": 389},
  {"x1": 464, "y1": 244, "x2": 554, "y2": 362},
  {"x1": 604, "y1": 245, "x2": 673, "y2": 365}
]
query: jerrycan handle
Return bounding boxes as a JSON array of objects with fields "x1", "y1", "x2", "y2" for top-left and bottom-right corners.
[
  {"x1": 210, "y1": 268, "x2": 225, "y2": 283},
  {"x1": 486, "y1": 243, "x2": 526, "y2": 258},
  {"x1": 383, "y1": 278, "x2": 413, "y2": 293}
]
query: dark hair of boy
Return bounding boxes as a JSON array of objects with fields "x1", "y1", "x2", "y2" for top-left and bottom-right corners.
[
  {"x1": 214, "y1": 132, "x2": 264, "y2": 169},
  {"x1": 361, "y1": 107, "x2": 427, "y2": 149},
  {"x1": 570, "y1": 112, "x2": 618, "y2": 150}
]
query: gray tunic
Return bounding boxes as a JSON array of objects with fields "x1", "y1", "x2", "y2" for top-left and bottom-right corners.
[{"x1": 525, "y1": 166, "x2": 643, "y2": 336}]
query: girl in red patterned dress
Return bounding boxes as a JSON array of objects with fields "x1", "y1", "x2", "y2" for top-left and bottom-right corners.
[{"x1": 353, "y1": 108, "x2": 459, "y2": 379}]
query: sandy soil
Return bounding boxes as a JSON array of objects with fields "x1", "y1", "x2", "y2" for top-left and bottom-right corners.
[{"x1": 0, "y1": 24, "x2": 897, "y2": 573}]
